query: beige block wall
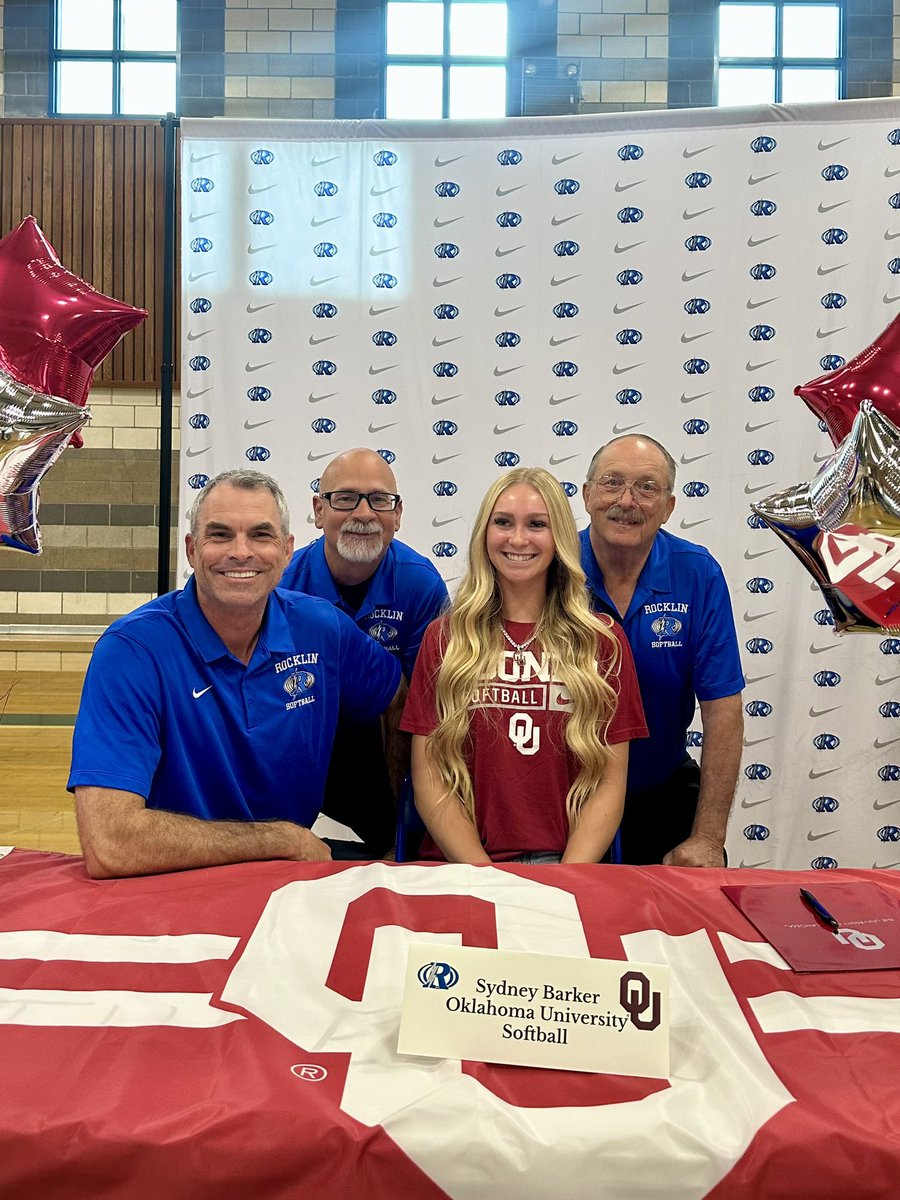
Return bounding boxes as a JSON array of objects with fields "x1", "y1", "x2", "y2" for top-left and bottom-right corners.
[
  {"x1": 559, "y1": 0, "x2": 669, "y2": 111},
  {"x1": 0, "y1": 0, "x2": 5, "y2": 118},
  {"x1": 225, "y1": 0, "x2": 337, "y2": 117}
]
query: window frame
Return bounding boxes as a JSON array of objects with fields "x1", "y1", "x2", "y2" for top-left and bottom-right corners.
[
  {"x1": 715, "y1": 0, "x2": 846, "y2": 106},
  {"x1": 50, "y1": 0, "x2": 180, "y2": 119},
  {"x1": 383, "y1": 0, "x2": 511, "y2": 120}
]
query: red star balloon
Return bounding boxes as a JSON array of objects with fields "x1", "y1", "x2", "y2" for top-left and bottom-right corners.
[
  {"x1": 795, "y1": 313, "x2": 900, "y2": 444},
  {"x1": 751, "y1": 400, "x2": 900, "y2": 633}
]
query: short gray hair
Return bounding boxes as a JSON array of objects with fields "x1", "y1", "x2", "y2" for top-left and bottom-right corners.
[
  {"x1": 188, "y1": 469, "x2": 291, "y2": 538},
  {"x1": 586, "y1": 434, "x2": 677, "y2": 491}
]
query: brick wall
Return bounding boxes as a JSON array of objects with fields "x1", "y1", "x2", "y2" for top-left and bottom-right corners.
[
  {"x1": 560, "y1": 0, "x2": 668, "y2": 112},
  {"x1": 224, "y1": 0, "x2": 336, "y2": 118}
]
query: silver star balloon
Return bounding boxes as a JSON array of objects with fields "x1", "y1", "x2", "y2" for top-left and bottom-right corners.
[
  {"x1": 751, "y1": 400, "x2": 900, "y2": 633},
  {"x1": 0, "y1": 367, "x2": 91, "y2": 554}
]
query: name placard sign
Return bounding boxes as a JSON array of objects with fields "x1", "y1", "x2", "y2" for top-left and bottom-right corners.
[{"x1": 398, "y1": 942, "x2": 669, "y2": 1079}]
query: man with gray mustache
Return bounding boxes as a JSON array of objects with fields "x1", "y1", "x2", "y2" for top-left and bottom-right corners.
[
  {"x1": 579, "y1": 434, "x2": 744, "y2": 868},
  {"x1": 281, "y1": 447, "x2": 448, "y2": 857}
]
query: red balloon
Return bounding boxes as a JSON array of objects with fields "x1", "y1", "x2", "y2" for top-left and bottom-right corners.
[
  {"x1": 795, "y1": 313, "x2": 900, "y2": 444},
  {"x1": 0, "y1": 216, "x2": 148, "y2": 412}
]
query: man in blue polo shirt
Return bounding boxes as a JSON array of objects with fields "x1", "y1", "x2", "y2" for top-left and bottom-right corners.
[
  {"x1": 280, "y1": 447, "x2": 448, "y2": 856},
  {"x1": 69, "y1": 469, "x2": 401, "y2": 878},
  {"x1": 580, "y1": 434, "x2": 744, "y2": 867}
]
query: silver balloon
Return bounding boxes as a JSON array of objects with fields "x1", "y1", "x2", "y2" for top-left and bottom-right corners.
[
  {"x1": 0, "y1": 367, "x2": 91, "y2": 554},
  {"x1": 751, "y1": 400, "x2": 900, "y2": 633}
]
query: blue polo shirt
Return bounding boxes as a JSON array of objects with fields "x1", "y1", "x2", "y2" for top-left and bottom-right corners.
[
  {"x1": 280, "y1": 537, "x2": 448, "y2": 678},
  {"x1": 579, "y1": 526, "x2": 744, "y2": 792},
  {"x1": 68, "y1": 577, "x2": 401, "y2": 827}
]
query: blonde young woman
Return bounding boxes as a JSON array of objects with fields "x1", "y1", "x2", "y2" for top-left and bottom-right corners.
[{"x1": 401, "y1": 467, "x2": 647, "y2": 864}]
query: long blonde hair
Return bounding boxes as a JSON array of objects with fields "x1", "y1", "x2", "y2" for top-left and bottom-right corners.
[{"x1": 426, "y1": 467, "x2": 621, "y2": 828}]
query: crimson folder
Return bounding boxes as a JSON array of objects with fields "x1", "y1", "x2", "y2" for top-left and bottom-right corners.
[{"x1": 722, "y1": 881, "x2": 900, "y2": 973}]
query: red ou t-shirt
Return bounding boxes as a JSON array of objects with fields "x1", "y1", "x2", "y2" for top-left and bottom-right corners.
[{"x1": 400, "y1": 616, "x2": 647, "y2": 860}]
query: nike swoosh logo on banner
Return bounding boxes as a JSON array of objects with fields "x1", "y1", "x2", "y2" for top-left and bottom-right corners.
[
  {"x1": 551, "y1": 213, "x2": 582, "y2": 225},
  {"x1": 550, "y1": 274, "x2": 581, "y2": 286},
  {"x1": 186, "y1": 330, "x2": 210, "y2": 341},
  {"x1": 745, "y1": 420, "x2": 776, "y2": 432},
  {"x1": 817, "y1": 263, "x2": 845, "y2": 275},
  {"x1": 186, "y1": 387, "x2": 211, "y2": 399},
  {"x1": 746, "y1": 360, "x2": 777, "y2": 371},
  {"x1": 683, "y1": 146, "x2": 714, "y2": 158},
  {"x1": 435, "y1": 155, "x2": 463, "y2": 167},
  {"x1": 885, "y1": 293, "x2": 900, "y2": 305},
  {"x1": 494, "y1": 424, "x2": 523, "y2": 434},
  {"x1": 431, "y1": 394, "x2": 461, "y2": 404},
  {"x1": 807, "y1": 830, "x2": 838, "y2": 841},
  {"x1": 614, "y1": 242, "x2": 644, "y2": 254},
  {"x1": 433, "y1": 336, "x2": 461, "y2": 347},
  {"x1": 612, "y1": 421, "x2": 642, "y2": 433},
  {"x1": 744, "y1": 482, "x2": 770, "y2": 494},
  {"x1": 370, "y1": 185, "x2": 399, "y2": 196},
  {"x1": 809, "y1": 643, "x2": 840, "y2": 654},
  {"x1": 192, "y1": 686, "x2": 213, "y2": 698},
  {"x1": 493, "y1": 366, "x2": 522, "y2": 376},
  {"x1": 248, "y1": 184, "x2": 276, "y2": 194},
  {"x1": 309, "y1": 392, "x2": 337, "y2": 403},
  {"x1": 368, "y1": 364, "x2": 396, "y2": 374},
  {"x1": 309, "y1": 335, "x2": 337, "y2": 345},
  {"x1": 311, "y1": 215, "x2": 340, "y2": 227},
  {"x1": 612, "y1": 363, "x2": 642, "y2": 374},
  {"x1": 613, "y1": 302, "x2": 643, "y2": 314},
  {"x1": 244, "y1": 418, "x2": 273, "y2": 430},
  {"x1": 745, "y1": 673, "x2": 774, "y2": 684},
  {"x1": 747, "y1": 297, "x2": 776, "y2": 309},
  {"x1": 549, "y1": 394, "x2": 580, "y2": 405},
  {"x1": 432, "y1": 516, "x2": 461, "y2": 527},
  {"x1": 614, "y1": 181, "x2": 643, "y2": 192},
  {"x1": 816, "y1": 326, "x2": 847, "y2": 338},
  {"x1": 311, "y1": 154, "x2": 340, "y2": 166},
  {"x1": 188, "y1": 212, "x2": 217, "y2": 222},
  {"x1": 368, "y1": 421, "x2": 396, "y2": 433},
  {"x1": 817, "y1": 200, "x2": 849, "y2": 213},
  {"x1": 743, "y1": 611, "x2": 775, "y2": 621},
  {"x1": 741, "y1": 796, "x2": 771, "y2": 808},
  {"x1": 190, "y1": 152, "x2": 217, "y2": 163},
  {"x1": 308, "y1": 450, "x2": 336, "y2": 461},
  {"x1": 434, "y1": 217, "x2": 463, "y2": 227},
  {"x1": 496, "y1": 185, "x2": 525, "y2": 197},
  {"x1": 433, "y1": 277, "x2": 463, "y2": 288},
  {"x1": 874, "y1": 797, "x2": 900, "y2": 809},
  {"x1": 876, "y1": 674, "x2": 900, "y2": 686},
  {"x1": 743, "y1": 735, "x2": 773, "y2": 746},
  {"x1": 185, "y1": 446, "x2": 210, "y2": 457},
  {"x1": 310, "y1": 276, "x2": 339, "y2": 287},
  {"x1": 885, "y1": 230, "x2": 900, "y2": 240},
  {"x1": 370, "y1": 305, "x2": 398, "y2": 316},
  {"x1": 818, "y1": 137, "x2": 849, "y2": 151},
  {"x1": 680, "y1": 392, "x2": 710, "y2": 403},
  {"x1": 809, "y1": 767, "x2": 839, "y2": 779},
  {"x1": 744, "y1": 548, "x2": 774, "y2": 558},
  {"x1": 680, "y1": 452, "x2": 709, "y2": 464},
  {"x1": 188, "y1": 271, "x2": 214, "y2": 282},
  {"x1": 683, "y1": 208, "x2": 714, "y2": 220},
  {"x1": 682, "y1": 270, "x2": 712, "y2": 282},
  {"x1": 747, "y1": 235, "x2": 778, "y2": 247},
  {"x1": 248, "y1": 244, "x2": 276, "y2": 254},
  {"x1": 681, "y1": 331, "x2": 710, "y2": 343},
  {"x1": 495, "y1": 306, "x2": 523, "y2": 317},
  {"x1": 875, "y1": 736, "x2": 900, "y2": 748},
  {"x1": 886, "y1": 167, "x2": 900, "y2": 178},
  {"x1": 873, "y1": 860, "x2": 900, "y2": 868},
  {"x1": 370, "y1": 246, "x2": 399, "y2": 256},
  {"x1": 809, "y1": 706, "x2": 840, "y2": 717},
  {"x1": 549, "y1": 453, "x2": 578, "y2": 465},
  {"x1": 247, "y1": 303, "x2": 274, "y2": 314},
  {"x1": 551, "y1": 152, "x2": 581, "y2": 165},
  {"x1": 496, "y1": 244, "x2": 527, "y2": 258},
  {"x1": 680, "y1": 518, "x2": 710, "y2": 529},
  {"x1": 245, "y1": 362, "x2": 273, "y2": 372},
  {"x1": 739, "y1": 858, "x2": 772, "y2": 868},
  {"x1": 549, "y1": 335, "x2": 579, "y2": 346},
  {"x1": 748, "y1": 173, "x2": 778, "y2": 185},
  {"x1": 432, "y1": 453, "x2": 460, "y2": 463}
]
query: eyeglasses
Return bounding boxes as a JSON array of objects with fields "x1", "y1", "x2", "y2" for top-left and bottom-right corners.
[
  {"x1": 591, "y1": 475, "x2": 667, "y2": 503},
  {"x1": 319, "y1": 490, "x2": 401, "y2": 512}
]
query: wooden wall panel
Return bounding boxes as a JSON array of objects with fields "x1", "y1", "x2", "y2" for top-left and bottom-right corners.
[{"x1": 0, "y1": 119, "x2": 169, "y2": 388}]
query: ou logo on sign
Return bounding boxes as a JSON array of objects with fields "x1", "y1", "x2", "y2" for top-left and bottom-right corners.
[{"x1": 221, "y1": 865, "x2": 791, "y2": 1199}]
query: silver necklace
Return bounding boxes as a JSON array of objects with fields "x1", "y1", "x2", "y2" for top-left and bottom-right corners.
[{"x1": 501, "y1": 623, "x2": 538, "y2": 666}]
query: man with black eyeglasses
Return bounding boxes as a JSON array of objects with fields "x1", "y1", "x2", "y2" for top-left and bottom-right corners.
[
  {"x1": 579, "y1": 434, "x2": 744, "y2": 868},
  {"x1": 280, "y1": 447, "x2": 448, "y2": 857}
]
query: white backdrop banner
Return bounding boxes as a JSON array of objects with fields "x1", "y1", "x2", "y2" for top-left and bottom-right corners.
[{"x1": 180, "y1": 100, "x2": 900, "y2": 871}]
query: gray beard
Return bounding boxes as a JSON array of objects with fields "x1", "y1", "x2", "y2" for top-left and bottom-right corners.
[{"x1": 337, "y1": 520, "x2": 384, "y2": 564}]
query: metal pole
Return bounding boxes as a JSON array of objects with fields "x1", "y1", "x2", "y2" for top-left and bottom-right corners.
[{"x1": 156, "y1": 112, "x2": 179, "y2": 597}]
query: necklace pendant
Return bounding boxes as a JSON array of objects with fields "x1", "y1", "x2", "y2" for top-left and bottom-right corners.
[{"x1": 514, "y1": 650, "x2": 525, "y2": 666}]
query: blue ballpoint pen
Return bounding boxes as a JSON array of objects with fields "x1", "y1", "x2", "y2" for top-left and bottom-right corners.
[{"x1": 799, "y1": 887, "x2": 840, "y2": 933}]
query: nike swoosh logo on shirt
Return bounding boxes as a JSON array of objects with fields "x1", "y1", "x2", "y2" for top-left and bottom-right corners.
[{"x1": 193, "y1": 686, "x2": 212, "y2": 699}]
